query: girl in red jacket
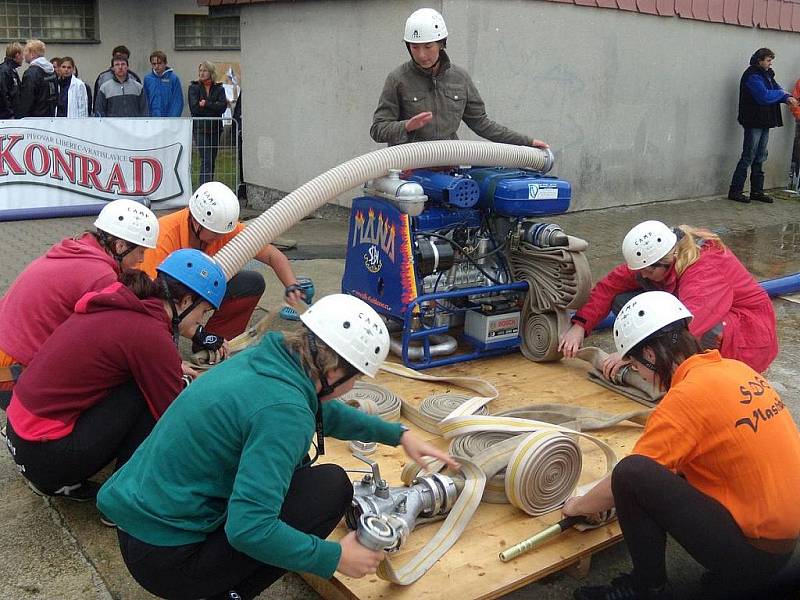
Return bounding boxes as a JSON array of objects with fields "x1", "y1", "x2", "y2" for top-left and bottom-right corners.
[
  {"x1": 0, "y1": 199, "x2": 159, "y2": 403},
  {"x1": 558, "y1": 220, "x2": 777, "y2": 376},
  {"x1": 4, "y1": 249, "x2": 226, "y2": 504}
]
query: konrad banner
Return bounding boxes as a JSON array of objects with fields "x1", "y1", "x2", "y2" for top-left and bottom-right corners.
[{"x1": 0, "y1": 118, "x2": 192, "y2": 221}]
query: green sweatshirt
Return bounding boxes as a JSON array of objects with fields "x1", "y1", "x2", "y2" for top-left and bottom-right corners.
[{"x1": 97, "y1": 332, "x2": 403, "y2": 579}]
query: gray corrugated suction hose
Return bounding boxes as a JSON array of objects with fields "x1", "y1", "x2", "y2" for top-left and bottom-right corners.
[{"x1": 212, "y1": 141, "x2": 553, "y2": 279}]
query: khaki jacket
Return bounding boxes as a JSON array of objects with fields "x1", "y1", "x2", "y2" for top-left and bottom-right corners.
[{"x1": 370, "y1": 50, "x2": 532, "y2": 146}]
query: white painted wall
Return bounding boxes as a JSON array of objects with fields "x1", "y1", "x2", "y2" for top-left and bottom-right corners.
[{"x1": 239, "y1": 0, "x2": 800, "y2": 210}]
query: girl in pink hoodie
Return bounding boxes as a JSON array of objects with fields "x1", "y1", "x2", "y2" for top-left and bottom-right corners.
[{"x1": 0, "y1": 200, "x2": 158, "y2": 402}]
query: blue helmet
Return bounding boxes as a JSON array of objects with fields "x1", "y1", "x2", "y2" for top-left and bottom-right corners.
[{"x1": 156, "y1": 249, "x2": 226, "y2": 309}]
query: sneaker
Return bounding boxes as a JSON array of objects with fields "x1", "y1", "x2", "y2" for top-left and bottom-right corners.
[
  {"x1": 727, "y1": 190, "x2": 751, "y2": 203},
  {"x1": 98, "y1": 513, "x2": 116, "y2": 528},
  {"x1": 750, "y1": 191, "x2": 774, "y2": 203},
  {"x1": 574, "y1": 573, "x2": 673, "y2": 600},
  {"x1": 26, "y1": 479, "x2": 100, "y2": 502}
]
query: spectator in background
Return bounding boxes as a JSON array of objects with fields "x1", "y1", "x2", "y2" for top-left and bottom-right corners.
[
  {"x1": 16, "y1": 39, "x2": 57, "y2": 118},
  {"x1": 50, "y1": 57, "x2": 61, "y2": 70},
  {"x1": 143, "y1": 50, "x2": 183, "y2": 117},
  {"x1": 0, "y1": 42, "x2": 22, "y2": 119},
  {"x1": 728, "y1": 48, "x2": 798, "y2": 204},
  {"x1": 56, "y1": 57, "x2": 91, "y2": 117},
  {"x1": 95, "y1": 57, "x2": 148, "y2": 117},
  {"x1": 188, "y1": 62, "x2": 228, "y2": 185},
  {"x1": 94, "y1": 45, "x2": 141, "y2": 101},
  {"x1": 233, "y1": 91, "x2": 245, "y2": 200}
]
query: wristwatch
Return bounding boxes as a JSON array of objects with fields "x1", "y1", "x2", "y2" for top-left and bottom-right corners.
[{"x1": 399, "y1": 424, "x2": 410, "y2": 438}]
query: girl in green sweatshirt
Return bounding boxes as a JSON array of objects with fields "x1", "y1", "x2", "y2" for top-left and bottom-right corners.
[{"x1": 98, "y1": 293, "x2": 458, "y2": 600}]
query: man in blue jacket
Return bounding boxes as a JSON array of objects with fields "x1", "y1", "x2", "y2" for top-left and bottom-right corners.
[
  {"x1": 143, "y1": 50, "x2": 183, "y2": 117},
  {"x1": 729, "y1": 48, "x2": 798, "y2": 204}
]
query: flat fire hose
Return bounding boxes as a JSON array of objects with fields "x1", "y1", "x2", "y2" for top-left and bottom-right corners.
[
  {"x1": 375, "y1": 363, "x2": 641, "y2": 585},
  {"x1": 575, "y1": 347, "x2": 664, "y2": 408},
  {"x1": 510, "y1": 236, "x2": 592, "y2": 362}
]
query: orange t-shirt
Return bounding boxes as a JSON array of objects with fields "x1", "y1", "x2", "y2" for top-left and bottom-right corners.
[
  {"x1": 140, "y1": 208, "x2": 244, "y2": 279},
  {"x1": 633, "y1": 350, "x2": 800, "y2": 541}
]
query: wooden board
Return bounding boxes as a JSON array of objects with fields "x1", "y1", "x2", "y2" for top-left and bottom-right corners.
[{"x1": 302, "y1": 353, "x2": 647, "y2": 600}]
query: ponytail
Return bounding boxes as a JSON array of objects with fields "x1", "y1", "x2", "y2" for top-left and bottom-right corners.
[{"x1": 673, "y1": 225, "x2": 726, "y2": 276}]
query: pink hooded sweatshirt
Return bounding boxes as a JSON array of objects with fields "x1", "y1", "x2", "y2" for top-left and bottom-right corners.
[{"x1": 0, "y1": 234, "x2": 118, "y2": 366}]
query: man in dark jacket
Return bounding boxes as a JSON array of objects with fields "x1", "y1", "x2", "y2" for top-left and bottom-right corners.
[
  {"x1": 94, "y1": 57, "x2": 148, "y2": 117},
  {"x1": 729, "y1": 48, "x2": 798, "y2": 204},
  {"x1": 16, "y1": 39, "x2": 58, "y2": 118},
  {"x1": 93, "y1": 45, "x2": 141, "y2": 101},
  {"x1": 0, "y1": 42, "x2": 22, "y2": 119}
]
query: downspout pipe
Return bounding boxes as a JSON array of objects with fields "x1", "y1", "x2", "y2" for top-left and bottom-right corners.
[
  {"x1": 592, "y1": 272, "x2": 800, "y2": 332},
  {"x1": 213, "y1": 141, "x2": 554, "y2": 279}
]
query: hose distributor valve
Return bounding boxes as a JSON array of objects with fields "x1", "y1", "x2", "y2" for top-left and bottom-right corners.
[{"x1": 345, "y1": 453, "x2": 458, "y2": 553}]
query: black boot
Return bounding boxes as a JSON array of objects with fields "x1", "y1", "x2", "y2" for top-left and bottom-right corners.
[
  {"x1": 574, "y1": 573, "x2": 673, "y2": 600},
  {"x1": 727, "y1": 188, "x2": 750, "y2": 203},
  {"x1": 750, "y1": 191, "x2": 774, "y2": 203}
]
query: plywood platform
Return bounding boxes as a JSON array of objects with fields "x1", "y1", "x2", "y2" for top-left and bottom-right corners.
[{"x1": 303, "y1": 353, "x2": 646, "y2": 600}]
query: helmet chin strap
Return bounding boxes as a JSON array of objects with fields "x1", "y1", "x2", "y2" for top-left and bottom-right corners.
[
  {"x1": 160, "y1": 277, "x2": 201, "y2": 344},
  {"x1": 307, "y1": 333, "x2": 360, "y2": 462},
  {"x1": 189, "y1": 216, "x2": 208, "y2": 251},
  {"x1": 99, "y1": 232, "x2": 136, "y2": 266}
]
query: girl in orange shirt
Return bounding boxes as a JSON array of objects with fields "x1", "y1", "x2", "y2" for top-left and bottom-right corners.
[{"x1": 564, "y1": 291, "x2": 800, "y2": 600}]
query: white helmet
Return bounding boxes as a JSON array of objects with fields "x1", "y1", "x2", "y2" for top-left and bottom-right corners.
[
  {"x1": 622, "y1": 220, "x2": 678, "y2": 270},
  {"x1": 189, "y1": 182, "x2": 239, "y2": 234},
  {"x1": 300, "y1": 294, "x2": 390, "y2": 378},
  {"x1": 404, "y1": 8, "x2": 448, "y2": 43},
  {"x1": 94, "y1": 199, "x2": 159, "y2": 249},
  {"x1": 613, "y1": 291, "x2": 693, "y2": 357}
]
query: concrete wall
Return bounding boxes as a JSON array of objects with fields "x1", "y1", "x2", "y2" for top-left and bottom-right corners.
[
  {"x1": 240, "y1": 0, "x2": 800, "y2": 211},
  {"x1": 39, "y1": 0, "x2": 240, "y2": 115}
]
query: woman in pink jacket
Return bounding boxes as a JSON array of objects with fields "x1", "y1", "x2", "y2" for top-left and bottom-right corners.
[
  {"x1": 0, "y1": 200, "x2": 158, "y2": 404},
  {"x1": 559, "y1": 220, "x2": 777, "y2": 375}
]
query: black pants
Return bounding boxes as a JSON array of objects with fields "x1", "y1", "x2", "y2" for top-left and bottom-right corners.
[
  {"x1": 118, "y1": 463, "x2": 353, "y2": 600},
  {"x1": 5, "y1": 382, "x2": 155, "y2": 493},
  {"x1": 612, "y1": 455, "x2": 792, "y2": 594}
]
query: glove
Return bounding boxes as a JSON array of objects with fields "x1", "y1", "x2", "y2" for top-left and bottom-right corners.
[
  {"x1": 191, "y1": 325, "x2": 225, "y2": 354},
  {"x1": 284, "y1": 283, "x2": 303, "y2": 299}
]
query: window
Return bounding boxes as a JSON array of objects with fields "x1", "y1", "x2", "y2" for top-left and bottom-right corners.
[
  {"x1": 174, "y1": 14, "x2": 240, "y2": 51},
  {"x1": 0, "y1": 1, "x2": 96, "y2": 42}
]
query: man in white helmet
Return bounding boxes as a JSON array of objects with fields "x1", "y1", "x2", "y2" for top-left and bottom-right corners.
[
  {"x1": 99, "y1": 293, "x2": 459, "y2": 599},
  {"x1": 564, "y1": 291, "x2": 800, "y2": 600},
  {"x1": 141, "y1": 181, "x2": 304, "y2": 353},
  {"x1": 0, "y1": 199, "x2": 158, "y2": 406},
  {"x1": 559, "y1": 220, "x2": 777, "y2": 376},
  {"x1": 370, "y1": 8, "x2": 548, "y2": 148}
]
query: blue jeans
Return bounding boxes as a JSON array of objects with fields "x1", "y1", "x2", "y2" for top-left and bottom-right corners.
[{"x1": 730, "y1": 127, "x2": 769, "y2": 193}]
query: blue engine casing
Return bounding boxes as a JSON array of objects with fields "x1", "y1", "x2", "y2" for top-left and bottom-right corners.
[
  {"x1": 342, "y1": 166, "x2": 572, "y2": 369},
  {"x1": 466, "y1": 167, "x2": 571, "y2": 217}
]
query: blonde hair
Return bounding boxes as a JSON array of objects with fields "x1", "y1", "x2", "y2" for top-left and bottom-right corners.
[
  {"x1": 5, "y1": 42, "x2": 23, "y2": 59},
  {"x1": 673, "y1": 224, "x2": 726, "y2": 275},
  {"x1": 283, "y1": 328, "x2": 347, "y2": 383},
  {"x1": 199, "y1": 61, "x2": 217, "y2": 82},
  {"x1": 24, "y1": 39, "x2": 45, "y2": 58}
]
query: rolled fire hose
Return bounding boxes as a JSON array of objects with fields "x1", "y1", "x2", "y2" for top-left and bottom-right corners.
[
  {"x1": 339, "y1": 381, "x2": 402, "y2": 422},
  {"x1": 510, "y1": 237, "x2": 593, "y2": 362},
  {"x1": 376, "y1": 362, "x2": 638, "y2": 585},
  {"x1": 450, "y1": 404, "x2": 650, "y2": 504},
  {"x1": 401, "y1": 392, "x2": 489, "y2": 434},
  {"x1": 574, "y1": 347, "x2": 664, "y2": 408},
  {"x1": 212, "y1": 141, "x2": 553, "y2": 280}
]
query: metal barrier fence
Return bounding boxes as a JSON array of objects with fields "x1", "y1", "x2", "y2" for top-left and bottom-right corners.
[{"x1": 190, "y1": 117, "x2": 240, "y2": 194}]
